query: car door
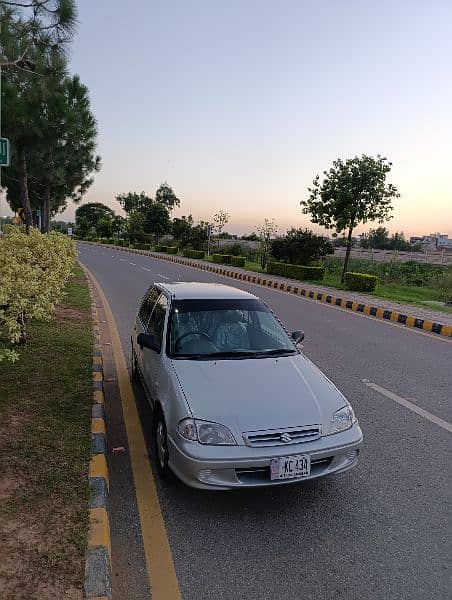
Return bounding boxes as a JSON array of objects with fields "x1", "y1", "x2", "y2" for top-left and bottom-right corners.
[
  {"x1": 141, "y1": 292, "x2": 168, "y2": 404},
  {"x1": 135, "y1": 286, "x2": 160, "y2": 377}
]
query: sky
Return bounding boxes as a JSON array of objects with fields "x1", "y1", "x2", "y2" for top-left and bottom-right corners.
[{"x1": 14, "y1": 0, "x2": 452, "y2": 236}]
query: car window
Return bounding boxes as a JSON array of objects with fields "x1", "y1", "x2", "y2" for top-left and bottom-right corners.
[
  {"x1": 168, "y1": 298, "x2": 296, "y2": 358},
  {"x1": 148, "y1": 293, "x2": 168, "y2": 348},
  {"x1": 138, "y1": 286, "x2": 160, "y2": 328}
]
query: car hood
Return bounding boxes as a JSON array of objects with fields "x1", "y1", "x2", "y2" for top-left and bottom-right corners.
[{"x1": 171, "y1": 353, "x2": 348, "y2": 438}]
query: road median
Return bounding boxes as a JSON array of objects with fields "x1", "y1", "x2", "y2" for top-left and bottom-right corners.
[{"x1": 78, "y1": 241, "x2": 452, "y2": 339}]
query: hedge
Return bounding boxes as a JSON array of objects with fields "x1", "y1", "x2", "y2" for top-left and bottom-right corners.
[
  {"x1": 154, "y1": 245, "x2": 167, "y2": 252},
  {"x1": 231, "y1": 256, "x2": 246, "y2": 268},
  {"x1": 166, "y1": 246, "x2": 178, "y2": 254},
  {"x1": 267, "y1": 261, "x2": 325, "y2": 281},
  {"x1": 183, "y1": 249, "x2": 206, "y2": 259},
  {"x1": 131, "y1": 243, "x2": 151, "y2": 250},
  {"x1": 343, "y1": 272, "x2": 378, "y2": 292},
  {"x1": 212, "y1": 254, "x2": 232, "y2": 264}
]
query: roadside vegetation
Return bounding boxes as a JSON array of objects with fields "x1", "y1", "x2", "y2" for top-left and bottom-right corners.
[{"x1": 0, "y1": 264, "x2": 92, "y2": 600}]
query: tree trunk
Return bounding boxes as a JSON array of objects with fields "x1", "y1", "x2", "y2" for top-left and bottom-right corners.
[
  {"x1": 341, "y1": 226, "x2": 354, "y2": 283},
  {"x1": 41, "y1": 184, "x2": 51, "y2": 233},
  {"x1": 18, "y1": 146, "x2": 33, "y2": 234}
]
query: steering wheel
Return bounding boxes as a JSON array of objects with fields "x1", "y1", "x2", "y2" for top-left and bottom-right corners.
[{"x1": 175, "y1": 331, "x2": 213, "y2": 348}]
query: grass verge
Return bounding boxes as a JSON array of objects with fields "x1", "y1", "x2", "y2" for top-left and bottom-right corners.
[{"x1": 0, "y1": 264, "x2": 92, "y2": 600}]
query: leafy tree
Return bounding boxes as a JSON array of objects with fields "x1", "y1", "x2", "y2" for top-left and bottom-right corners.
[
  {"x1": 111, "y1": 215, "x2": 126, "y2": 239},
  {"x1": 301, "y1": 155, "x2": 399, "y2": 281},
  {"x1": 143, "y1": 203, "x2": 171, "y2": 243},
  {"x1": 271, "y1": 228, "x2": 334, "y2": 265},
  {"x1": 116, "y1": 191, "x2": 151, "y2": 215},
  {"x1": 256, "y1": 218, "x2": 277, "y2": 269},
  {"x1": 97, "y1": 216, "x2": 112, "y2": 238},
  {"x1": 360, "y1": 226, "x2": 390, "y2": 249},
  {"x1": 172, "y1": 215, "x2": 194, "y2": 247},
  {"x1": 154, "y1": 182, "x2": 180, "y2": 211},
  {"x1": 127, "y1": 212, "x2": 146, "y2": 242},
  {"x1": 388, "y1": 232, "x2": 411, "y2": 251},
  {"x1": 75, "y1": 203, "x2": 114, "y2": 237},
  {"x1": 183, "y1": 220, "x2": 209, "y2": 251},
  {"x1": 213, "y1": 210, "x2": 230, "y2": 247}
]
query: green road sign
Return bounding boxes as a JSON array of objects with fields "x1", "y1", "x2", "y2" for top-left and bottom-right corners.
[{"x1": 0, "y1": 138, "x2": 10, "y2": 166}]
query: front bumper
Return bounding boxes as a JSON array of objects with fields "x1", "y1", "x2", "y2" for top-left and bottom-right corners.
[{"x1": 167, "y1": 423, "x2": 363, "y2": 490}]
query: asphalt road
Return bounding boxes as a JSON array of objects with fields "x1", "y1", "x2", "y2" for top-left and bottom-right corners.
[{"x1": 78, "y1": 243, "x2": 451, "y2": 600}]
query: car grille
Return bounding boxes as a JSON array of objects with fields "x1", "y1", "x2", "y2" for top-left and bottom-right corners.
[
  {"x1": 243, "y1": 425, "x2": 321, "y2": 447},
  {"x1": 235, "y1": 457, "x2": 333, "y2": 484}
]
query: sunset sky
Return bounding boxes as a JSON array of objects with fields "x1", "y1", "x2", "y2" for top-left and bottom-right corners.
[{"x1": 13, "y1": 0, "x2": 452, "y2": 237}]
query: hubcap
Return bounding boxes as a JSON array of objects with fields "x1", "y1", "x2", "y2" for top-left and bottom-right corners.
[{"x1": 156, "y1": 421, "x2": 166, "y2": 469}]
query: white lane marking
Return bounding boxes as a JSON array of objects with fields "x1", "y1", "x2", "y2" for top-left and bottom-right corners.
[
  {"x1": 156, "y1": 273, "x2": 170, "y2": 280},
  {"x1": 130, "y1": 262, "x2": 136, "y2": 266},
  {"x1": 362, "y1": 380, "x2": 452, "y2": 434},
  {"x1": 119, "y1": 258, "x2": 126, "y2": 262},
  {"x1": 142, "y1": 267, "x2": 152, "y2": 272}
]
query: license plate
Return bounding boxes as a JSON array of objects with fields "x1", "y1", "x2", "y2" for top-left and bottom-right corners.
[{"x1": 270, "y1": 454, "x2": 311, "y2": 480}]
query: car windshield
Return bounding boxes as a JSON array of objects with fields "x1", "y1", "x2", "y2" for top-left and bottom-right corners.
[{"x1": 168, "y1": 298, "x2": 297, "y2": 359}]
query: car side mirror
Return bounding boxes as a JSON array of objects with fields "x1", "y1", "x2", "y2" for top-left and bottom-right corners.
[
  {"x1": 137, "y1": 332, "x2": 161, "y2": 352},
  {"x1": 291, "y1": 330, "x2": 305, "y2": 345}
]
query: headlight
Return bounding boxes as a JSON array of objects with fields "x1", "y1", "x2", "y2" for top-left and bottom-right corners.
[
  {"x1": 327, "y1": 405, "x2": 356, "y2": 435},
  {"x1": 177, "y1": 419, "x2": 236, "y2": 445}
]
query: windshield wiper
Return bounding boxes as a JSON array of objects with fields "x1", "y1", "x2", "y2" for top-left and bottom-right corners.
[{"x1": 250, "y1": 348, "x2": 298, "y2": 358}]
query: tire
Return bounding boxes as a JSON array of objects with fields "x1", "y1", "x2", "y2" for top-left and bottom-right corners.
[{"x1": 154, "y1": 410, "x2": 170, "y2": 480}]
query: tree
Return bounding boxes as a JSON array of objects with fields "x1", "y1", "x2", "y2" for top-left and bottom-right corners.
[
  {"x1": 75, "y1": 203, "x2": 114, "y2": 237},
  {"x1": 97, "y1": 216, "x2": 112, "y2": 238},
  {"x1": 154, "y1": 182, "x2": 180, "y2": 211},
  {"x1": 143, "y1": 203, "x2": 171, "y2": 243},
  {"x1": 360, "y1": 226, "x2": 390, "y2": 249},
  {"x1": 241, "y1": 232, "x2": 259, "y2": 241},
  {"x1": 301, "y1": 155, "x2": 399, "y2": 281},
  {"x1": 111, "y1": 215, "x2": 126, "y2": 239},
  {"x1": 172, "y1": 215, "x2": 194, "y2": 248},
  {"x1": 0, "y1": 1, "x2": 77, "y2": 69},
  {"x1": 116, "y1": 191, "x2": 151, "y2": 215},
  {"x1": 256, "y1": 218, "x2": 277, "y2": 269},
  {"x1": 271, "y1": 228, "x2": 334, "y2": 265},
  {"x1": 213, "y1": 210, "x2": 230, "y2": 246}
]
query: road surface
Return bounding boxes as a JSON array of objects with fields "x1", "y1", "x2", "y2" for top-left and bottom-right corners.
[{"x1": 78, "y1": 243, "x2": 451, "y2": 600}]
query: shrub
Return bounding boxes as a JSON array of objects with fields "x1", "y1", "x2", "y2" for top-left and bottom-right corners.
[
  {"x1": 267, "y1": 261, "x2": 325, "y2": 281},
  {"x1": 271, "y1": 228, "x2": 334, "y2": 265},
  {"x1": 212, "y1": 254, "x2": 232, "y2": 264},
  {"x1": 166, "y1": 246, "x2": 178, "y2": 254},
  {"x1": 0, "y1": 228, "x2": 76, "y2": 362},
  {"x1": 154, "y1": 245, "x2": 167, "y2": 252},
  {"x1": 343, "y1": 272, "x2": 378, "y2": 292},
  {"x1": 183, "y1": 249, "x2": 206, "y2": 259},
  {"x1": 231, "y1": 256, "x2": 246, "y2": 268}
]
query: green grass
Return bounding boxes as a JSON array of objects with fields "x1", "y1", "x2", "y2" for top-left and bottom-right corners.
[
  {"x1": 0, "y1": 264, "x2": 93, "y2": 599},
  {"x1": 139, "y1": 244, "x2": 452, "y2": 316}
]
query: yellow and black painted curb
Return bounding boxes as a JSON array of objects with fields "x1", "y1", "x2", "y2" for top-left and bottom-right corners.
[
  {"x1": 79, "y1": 242, "x2": 452, "y2": 339},
  {"x1": 84, "y1": 275, "x2": 112, "y2": 600}
]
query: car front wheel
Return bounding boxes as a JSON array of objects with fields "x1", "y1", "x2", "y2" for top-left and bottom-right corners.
[{"x1": 154, "y1": 411, "x2": 170, "y2": 479}]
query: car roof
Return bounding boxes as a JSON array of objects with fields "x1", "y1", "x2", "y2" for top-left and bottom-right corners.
[{"x1": 156, "y1": 282, "x2": 258, "y2": 300}]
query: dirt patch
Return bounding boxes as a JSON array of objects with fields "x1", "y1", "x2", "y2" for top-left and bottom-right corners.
[{"x1": 53, "y1": 304, "x2": 87, "y2": 325}]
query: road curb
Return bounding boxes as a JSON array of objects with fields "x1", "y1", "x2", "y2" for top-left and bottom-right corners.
[
  {"x1": 83, "y1": 273, "x2": 112, "y2": 600},
  {"x1": 79, "y1": 242, "x2": 452, "y2": 338}
]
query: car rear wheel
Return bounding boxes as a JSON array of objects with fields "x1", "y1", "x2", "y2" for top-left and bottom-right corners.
[{"x1": 154, "y1": 411, "x2": 170, "y2": 479}]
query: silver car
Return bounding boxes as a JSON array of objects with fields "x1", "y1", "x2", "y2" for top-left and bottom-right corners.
[{"x1": 131, "y1": 282, "x2": 363, "y2": 490}]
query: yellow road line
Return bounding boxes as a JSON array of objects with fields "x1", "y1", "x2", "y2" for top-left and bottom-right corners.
[{"x1": 84, "y1": 266, "x2": 181, "y2": 600}]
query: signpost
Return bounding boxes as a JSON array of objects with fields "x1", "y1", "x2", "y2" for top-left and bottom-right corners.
[{"x1": 0, "y1": 138, "x2": 10, "y2": 166}]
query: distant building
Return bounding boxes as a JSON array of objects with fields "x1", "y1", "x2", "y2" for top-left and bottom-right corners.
[{"x1": 409, "y1": 234, "x2": 452, "y2": 251}]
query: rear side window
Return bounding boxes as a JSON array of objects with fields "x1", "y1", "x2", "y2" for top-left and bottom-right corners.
[
  {"x1": 148, "y1": 294, "x2": 168, "y2": 347},
  {"x1": 138, "y1": 286, "x2": 160, "y2": 328}
]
